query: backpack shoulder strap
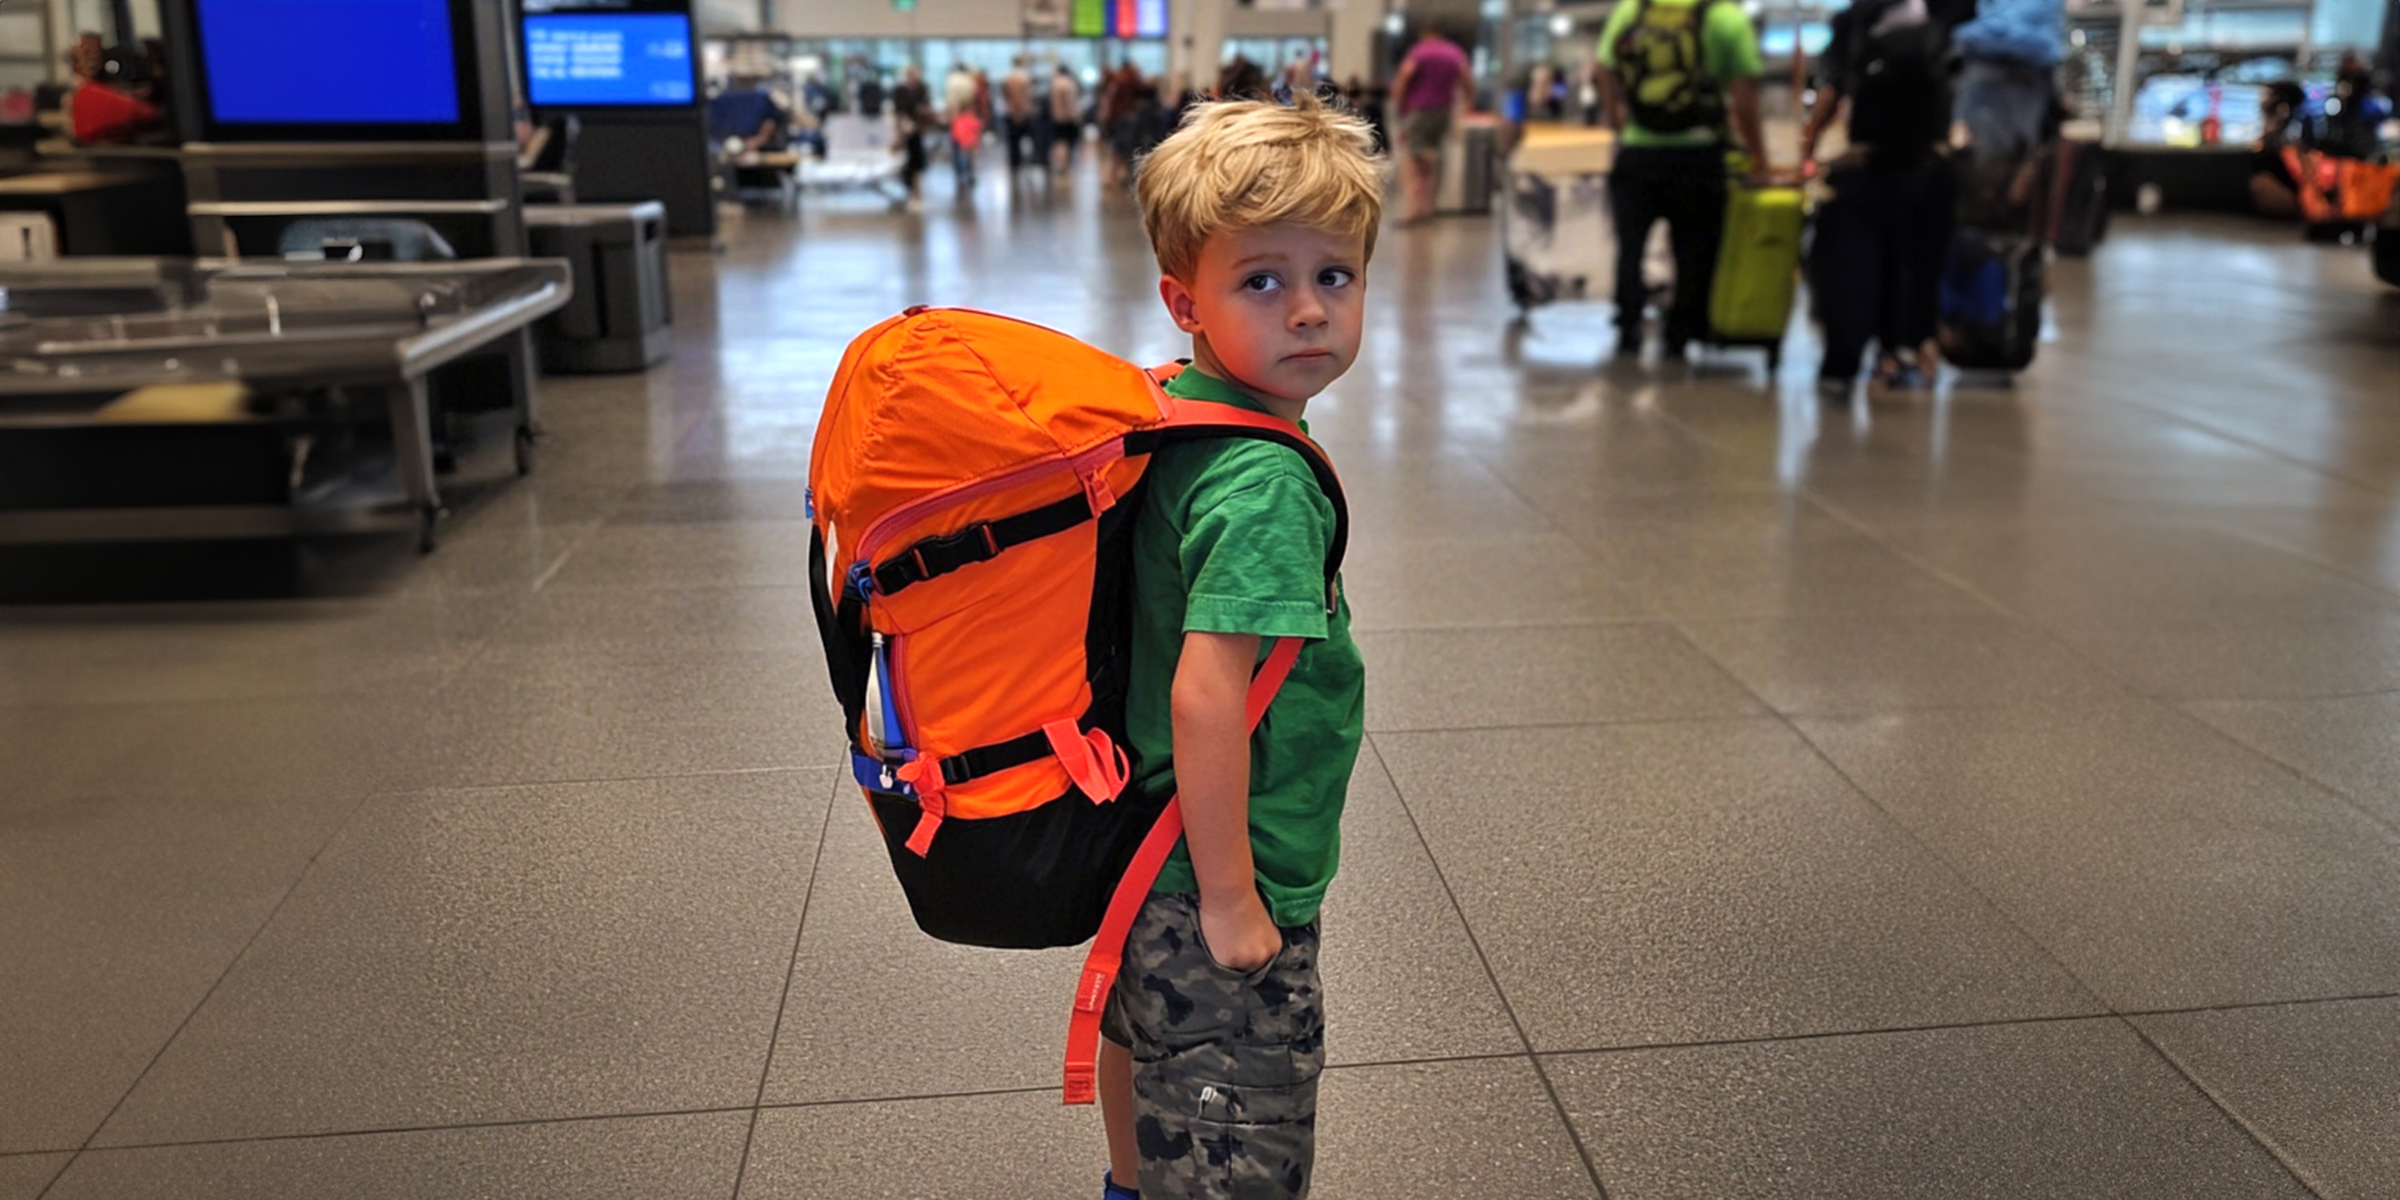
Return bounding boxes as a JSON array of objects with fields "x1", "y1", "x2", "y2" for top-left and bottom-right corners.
[
  {"x1": 1140, "y1": 394, "x2": 1351, "y2": 595},
  {"x1": 1063, "y1": 635, "x2": 1304, "y2": 1105},
  {"x1": 1615, "y1": 0, "x2": 1659, "y2": 60}
]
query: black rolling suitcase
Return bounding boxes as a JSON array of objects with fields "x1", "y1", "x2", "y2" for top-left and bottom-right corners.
[
  {"x1": 1937, "y1": 228, "x2": 2042, "y2": 371},
  {"x1": 2046, "y1": 139, "x2": 2110, "y2": 257}
]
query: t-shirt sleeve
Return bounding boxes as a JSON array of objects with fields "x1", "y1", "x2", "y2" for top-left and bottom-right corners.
[
  {"x1": 1707, "y1": 3, "x2": 1766, "y2": 82},
  {"x1": 1178, "y1": 453, "x2": 1335, "y2": 642}
]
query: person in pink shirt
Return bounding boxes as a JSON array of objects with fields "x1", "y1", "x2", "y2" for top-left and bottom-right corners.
[{"x1": 1388, "y1": 23, "x2": 1474, "y2": 225}]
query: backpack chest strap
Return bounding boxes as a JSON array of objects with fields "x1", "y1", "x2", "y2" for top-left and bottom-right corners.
[{"x1": 871, "y1": 489, "x2": 1100, "y2": 597}]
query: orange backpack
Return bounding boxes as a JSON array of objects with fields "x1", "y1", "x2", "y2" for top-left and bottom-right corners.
[
  {"x1": 2284, "y1": 147, "x2": 2400, "y2": 225},
  {"x1": 806, "y1": 307, "x2": 1347, "y2": 1102}
]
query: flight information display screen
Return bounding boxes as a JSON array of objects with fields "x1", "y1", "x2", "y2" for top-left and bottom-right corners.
[
  {"x1": 197, "y1": 0, "x2": 463, "y2": 124},
  {"x1": 523, "y1": 12, "x2": 697, "y2": 107}
]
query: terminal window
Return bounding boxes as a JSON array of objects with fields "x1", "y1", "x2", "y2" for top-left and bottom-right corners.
[
  {"x1": 524, "y1": 13, "x2": 696, "y2": 107},
  {"x1": 198, "y1": 0, "x2": 462, "y2": 124}
]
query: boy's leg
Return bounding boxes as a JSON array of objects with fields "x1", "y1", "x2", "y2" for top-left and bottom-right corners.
[
  {"x1": 1115, "y1": 893, "x2": 1325, "y2": 1200},
  {"x1": 1100, "y1": 1036, "x2": 1142, "y2": 1189}
]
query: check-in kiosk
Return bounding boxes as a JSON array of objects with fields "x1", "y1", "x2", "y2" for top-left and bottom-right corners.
[
  {"x1": 522, "y1": 0, "x2": 717, "y2": 242},
  {"x1": 159, "y1": 0, "x2": 526, "y2": 259}
]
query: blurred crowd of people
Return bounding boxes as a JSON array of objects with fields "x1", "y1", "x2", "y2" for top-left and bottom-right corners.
[
  {"x1": 849, "y1": 52, "x2": 1398, "y2": 209},
  {"x1": 701, "y1": 40, "x2": 1427, "y2": 217}
]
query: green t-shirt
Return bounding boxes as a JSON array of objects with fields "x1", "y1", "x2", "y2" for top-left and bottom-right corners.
[
  {"x1": 1128, "y1": 367, "x2": 1366, "y2": 927},
  {"x1": 1597, "y1": 0, "x2": 1764, "y2": 148}
]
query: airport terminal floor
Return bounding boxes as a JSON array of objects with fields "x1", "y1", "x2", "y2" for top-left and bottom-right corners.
[{"x1": 8, "y1": 166, "x2": 2400, "y2": 1198}]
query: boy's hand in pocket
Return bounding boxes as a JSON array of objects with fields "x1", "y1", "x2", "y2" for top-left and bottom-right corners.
[{"x1": 1200, "y1": 889, "x2": 1282, "y2": 974}]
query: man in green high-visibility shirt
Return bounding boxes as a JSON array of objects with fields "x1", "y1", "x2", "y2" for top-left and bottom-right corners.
[{"x1": 1596, "y1": 0, "x2": 1771, "y2": 359}]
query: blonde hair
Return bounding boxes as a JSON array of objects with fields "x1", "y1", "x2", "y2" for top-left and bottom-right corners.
[{"x1": 1135, "y1": 93, "x2": 1385, "y2": 281}]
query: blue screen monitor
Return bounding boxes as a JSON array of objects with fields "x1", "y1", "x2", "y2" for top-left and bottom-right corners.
[
  {"x1": 195, "y1": 0, "x2": 464, "y2": 125},
  {"x1": 524, "y1": 13, "x2": 697, "y2": 107}
]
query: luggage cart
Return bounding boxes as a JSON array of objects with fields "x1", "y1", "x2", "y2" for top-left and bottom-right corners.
[{"x1": 1502, "y1": 125, "x2": 1618, "y2": 311}]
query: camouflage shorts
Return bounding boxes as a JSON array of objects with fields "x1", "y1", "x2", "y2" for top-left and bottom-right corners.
[{"x1": 1101, "y1": 891, "x2": 1325, "y2": 1200}]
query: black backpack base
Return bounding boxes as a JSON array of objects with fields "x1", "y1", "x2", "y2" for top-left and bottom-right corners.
[{"x1": 867, "y1": 786, "x2": 1167, "y2": 949}]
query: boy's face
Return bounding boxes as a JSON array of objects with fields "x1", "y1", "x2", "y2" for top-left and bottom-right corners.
[{"x1": 1161, "y1": 221, "x2": 1369, "y2": 409}]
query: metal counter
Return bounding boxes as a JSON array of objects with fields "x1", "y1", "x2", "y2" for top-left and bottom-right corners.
[{"x1": 0, "y1": 258, "x2": 570, "y2": 551}]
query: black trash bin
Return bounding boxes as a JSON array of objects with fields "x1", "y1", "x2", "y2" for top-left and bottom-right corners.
[{"x1": 523, "y1": 201, "x2": 672, "y2": 373}]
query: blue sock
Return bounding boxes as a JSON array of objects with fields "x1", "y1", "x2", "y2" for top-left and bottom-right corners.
[{"x1": 1102, "y1": 1169, "x2": 1140, "y2": 1200}]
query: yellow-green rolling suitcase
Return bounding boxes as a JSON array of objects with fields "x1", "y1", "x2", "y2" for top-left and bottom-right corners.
[{"x1": 1706, "y1": 183, "x2": 1805, "y2": 371}]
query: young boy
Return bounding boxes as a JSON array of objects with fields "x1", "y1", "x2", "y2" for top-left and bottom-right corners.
[{"x1": 1097, "y1": 94, "x2": 1381, "y2": 1200}]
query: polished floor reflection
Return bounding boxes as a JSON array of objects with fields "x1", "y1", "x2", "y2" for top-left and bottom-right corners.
[{"x1": 7, "y1": 169, "x2": 2400, "y2": 1198}]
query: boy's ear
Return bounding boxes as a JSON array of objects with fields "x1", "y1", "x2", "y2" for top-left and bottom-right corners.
[{"x1": 1159, "y1": 274, "x2": 1206, "y2": 336}]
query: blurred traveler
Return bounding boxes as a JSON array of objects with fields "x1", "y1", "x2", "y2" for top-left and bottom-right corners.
[
  {"x1": 1218, "y1": 55, "x2": 1268, "y2": 101},
  {"x1": 2251, "y1": 81, "x2": 2310, "y2": 217},
  {"x1": 2326, "y1": 53, "x2": 2390, "y2": 159},
  {"x1": 944, "y1": 63, "x2": 978, "y2": 125},
  {"x1": 1528, "y1": 61, "x2": 1559, "y2": 121},
  {"x1": 64, "y1": 30, "x2": 164, "y2": 144},
  {"x1": 951, "y1": 108, "x2": 984, "y2": 195},
  {"x1": 797, "y1": 72, "x2": 833, "y2": 157},
  {"x1": 1113, "y1": 73, "x2": 1174, "y2": 171},
  {"x1": 1950, "y1": 0, "x2": 2064, "y2": 228},
  {"x1": 1390, "y1": 23, "x2": 1473, "y2": 225},
  {"x1": 708, "y1": 77, "x2": 788, "y2": 152},
  {"x1": 1050, "y1": 63, "x2": 1082, "y2": 171},
  {"x1": 1003, "y1": 57, "x2": 1032, "y2": 171},
  {"x1": 1101, "y1": 63, "x2": 1145, "y2": 186},
  {"x1": 854, "y1": 66, "x2": 886, "y2": 116},
  {"x1": 1003, "y1": 56, "x2": 1036, "y2": 172},
  {"x1": 892, "y1": 64, "x2": 934, "y2": 212},
  {"x1": 1283, "y1": 49, "x2": 1316, "y2": 95},
  {"x1": 946, "y1": 65, "x2": 983, "y2": 192},
  {"x1": 1596, "y1": 0, "x2": 1770, "y2": 357},
  {"x1": 800, "y1": 72, "x2": 833, "y2": 123},
  {"x1": 1802, "y1": 0, "x2": 1959, "y2": 392}
]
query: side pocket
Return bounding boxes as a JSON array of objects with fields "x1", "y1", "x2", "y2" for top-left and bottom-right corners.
[{"x1": 1133, "y1": 1050, "x2": 1322, "y2": 1200}]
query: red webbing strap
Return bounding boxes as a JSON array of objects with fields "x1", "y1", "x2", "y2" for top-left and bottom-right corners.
[{"x1": 1062, "y1": 636, "x2": 1305, "y2": 1105}]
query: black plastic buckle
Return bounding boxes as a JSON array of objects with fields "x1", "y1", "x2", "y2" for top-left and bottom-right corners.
[{"x1": 909, "y1": 523, "x2": 1002, "y2": 580}]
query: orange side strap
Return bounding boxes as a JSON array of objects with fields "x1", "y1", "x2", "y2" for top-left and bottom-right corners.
[
  {"x1": 895, "y1": 756, "x2": 947, "y2": 856},
  {"x1": 1062, "y1": 636, "x2": 1305, "y2": 1105}
]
